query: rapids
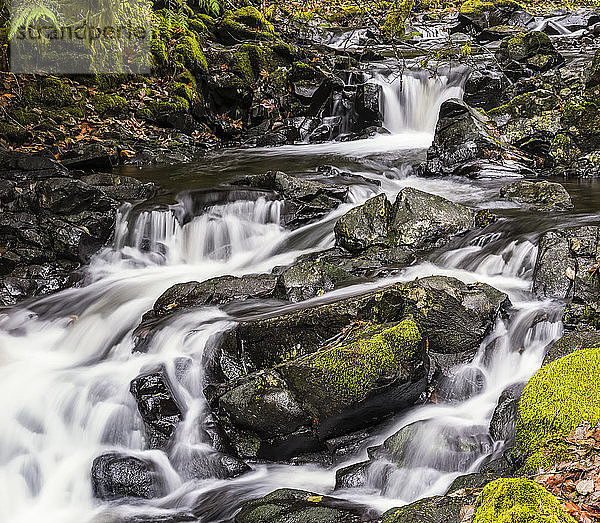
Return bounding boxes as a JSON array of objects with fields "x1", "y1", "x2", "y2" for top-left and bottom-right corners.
[{"x1": 0, "y1": 68, "x2": 594, "y2": 523}]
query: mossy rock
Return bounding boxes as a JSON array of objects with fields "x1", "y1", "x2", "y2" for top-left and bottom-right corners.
[
  {"x1": 92, "y1": 93, "x2": 128, "y2": 115},
  {"x1": 22, "y1": 77, "x2": 75, "y2": 107},
  {"x1": 0, "y1": 122, "x2": 30, "y2": 144},
  {"x1": 459, "y1": 0, "x2": 529, "y2": 31},
  {"x1": 383, "y1": 0, "x2": 414, "y2": 38},
  {"x1": 586, "y1": 48, "x2": 600, "y2": 91},
  {"x1": 497, "y1": 31, "x2": 563, "y2": 73},
  {"x1": 473, "y1": 478, "x2": 575, "y2": 523},
  {"x1": 218, "y1": 6, "x2": 276, "y2": 44},
  {"x1": 488, "y1": 89, "x2": 560, "y2": 119},
  {"x1": 562, "y1": 97, "x2": 600, "y2": 146},
  {"x1": 169, "y1": 82, "x2": 196, "y2": 102},
  {"x1": 279, "y1": 319, "x2": 425, "y2": 420},
  {"x1": 137, "y1": 95, "x2": 190, "y2": 120},
  {"x1": 175, "y1": 33, "x2": 208, "y2": 73},
  {"x1": 231, "y1": 42, "x2": 291, "y2": 86},
  {"x1": 321, "y1": 6, "x2": 365, "y2": 26},
  {"x1": 515, "y1": 346, "x2": 600, "y2": 472},
  {"x1": 548, "y1": 133, "x2": 581, "y2": 166}
]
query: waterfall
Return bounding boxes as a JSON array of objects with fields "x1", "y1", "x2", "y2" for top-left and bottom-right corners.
[{"x1": 373, "y1": 68, "x2": 468, "y2": 134}]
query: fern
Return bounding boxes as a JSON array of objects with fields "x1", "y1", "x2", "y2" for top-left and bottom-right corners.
[
  {"x1": 9, "y1": 3, "x2": 60, "y2": 39},
  {"x1": 198, "y1": 0, "x2": 221, "y2": 16}
]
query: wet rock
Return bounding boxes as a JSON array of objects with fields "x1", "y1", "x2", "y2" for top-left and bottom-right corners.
[
  {"x1": 334, "y1": 188, "x2": 475, "y2": 254},
  {"x1": 133, "y1": 274, "x2": 279, "y2": 352},
  {"x1": 235, "y1": 488, "x2": 380, "y2": 523},
  {"x1": 561, "y1": 96, "x2": 600, "y2": 154},
  {"x1": 355, "y1": 82, "x2": 382, "y2": 127},
  {"x1": 35, "y1": 177, "x2": 115, "y2": 215},
  {"x1": 499, "y1": 180, "x2": 573, "y2": 211},
  {"x1": 533, "y1": 226, "x2": 600, "y2": 302},
  {"x1": 0, "y1": 149, "x2": 68, "y2": 180},
  {"x1": 458, "y1": 0, "x2": 533, "y2": 33},
  {"x1": 215, "y1": 276, "x2": 509, "y2": 379},
  {"x1": 488, "y1": 89, "x2": 562, "y2": 156},
  {"x1": 381, "y1": 493, "x2": 477, "y2": 523},
  {"x1": 130, "y1": 367, "x2": 184, "y2": 449},
  {"x1": 464, "y1": 67, "x2": 510, "y2": 110},
  {"x1": 234, "y1": 171, "x2": 347, "y2": 228},
  {"x1": 273, "y1": 256, "x2": 353, "y2": 302},
  {"x1": 425, "y1": 99, "x2": 530, "y2": 178},
  {"x1": 543, "y1": 330, "x2": 600, "y2": 365},
  {"x1": 173, "y1": 448, "x2": 250, "y2": 481},
  {"x1": 334, "y1": 194, "x2": 391, "y2": 253},
  {"x1": 81, "y1": 173, "x2": 158, "y2": 202},
  {"x1": 489, "y1": 382, "x2": 526, "y2": 443},
  {"x1": 586, "y1": 48, "x2": 600, "y2": 91},
  {"x1": 209, "y1": 320, "x2": 428, "y2": 460},
  {"x1": 91, "y1": 452, "x2": 166, "y2": 500},
  {"x1": 369, "y1": 420, "x2": 492, "y2": 472},
  {"x1": 495, "y1": 32, "x2": 564, "y2": 81},
  {"x1": 59, "y1": 144, "x2": 114, "y2": 170}
]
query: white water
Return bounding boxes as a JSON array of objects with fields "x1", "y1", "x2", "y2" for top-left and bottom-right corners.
[{"x1": 0, "y1": 71, "x2": 565, "y2": 522}]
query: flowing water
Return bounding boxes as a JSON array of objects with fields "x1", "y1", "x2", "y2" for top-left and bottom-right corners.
[{"x1": 0, "y1": 69, "x2": 598, "y2": 523}]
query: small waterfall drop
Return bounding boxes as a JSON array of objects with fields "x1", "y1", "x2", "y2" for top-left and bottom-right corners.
[{"x1": 373, "y1": 69, "x2": 468, "y2": 134}]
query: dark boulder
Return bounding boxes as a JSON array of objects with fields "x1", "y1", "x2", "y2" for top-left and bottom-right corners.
[
  {"x1": 91, "y1": 453, "x2": 166, "y2": 501},
  {"x1": 208, "y1": 320, "x2": 428, "y2": 460},
  {"x1": 458, "y1": 0, "x2": 533, "y2": 33},
  {"x1": 130, "y1": 367, "x2": 184, "y2": 449},
  {"x1": 214, "y1": 276, "x2": 509, "y2": 379},
  {"x1": 235, "y1": 489, "x2": 380, "y2": 523},
  {"x1": 59, "y1": 144, "x2": 114, "y2": 170},
  {"x1": 495, "y1": 32, "x2": 564, "y2": 81},
  {"x1": 35, "y1": 177, "x2": 115, "y2": 215},
  {"x1": 234, "y1": 171, "x2": 347, "y2": 228},
  {"x1": 499, "y1": 180, "x2": 573, "y2": 211},
  {"x1": 425, "y1": 99, "x2": 531, "y2": 178},
  {"x1": 81, "y1": 173, "x2": 157, "y2": 202},
  {"x1": 542, "y1": 330, "x2": 600, "y2": 365},
  {"x1": 334, "y1": 187, "x2": 475, "y2": 254},
  {"x1": 533, "y1": 225, "x2": 600, "y2": 302},
  {"x1": 381, "y1": 493, "x2": 477, "y2": 523},
  {"x1": 489, "y1": 381, "x2": 526, "y2": 443},
  {"x1": 463, "y1": 67, "x2": 510, "y2": 111}
]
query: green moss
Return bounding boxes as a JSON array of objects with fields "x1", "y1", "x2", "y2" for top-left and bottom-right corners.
[
  {"x1": 220, "y1": 6, "x2": 276, "y2": 42},
  {"x1": 562, "y1": 97, "x2": 600, "y2": 137},
  {"x1": 22, "y1": 77, "x2": 75, "y2": 107},
  {"x1": 91, "y1": 93, "x2": 128, "y2": 115},
  {"x1": 460, "y1": 0, "x2": 524, "y2": 15},
  {"x1": 138, "y1": 95, "x2": 190, "y2": 120},
  {"x1": 474, "y1": 209, "x2": 497, "y2": 228},
  {"x1": 383, "y1": 0, "x2": 414, "y2": 38},
  {"x1": 169, "y1": 82, "x2": 196, "y2": 102},
  {"x1": 8, "y1": 107, "x2": 41, "y2": 126},
  {"x1": 488, "y1": 90, "x2": 560, "y2": 119},
  {"x1": 320, "y1": 5, "x2": 364, "y2": 25},
  {"x1": 515, "y1": 347, "x2": 600, "y2": 463},
  {"x1": 281, "y1": 320, "x2": 422, "y2": 415},
  {"x1": 548, "y1": 133, "x2": 581, "y2": 166},
  {"x1": 175, "y1": 33, "x2": 208, "y2": 72},
  {"x1": 151, "y1": 38, "x2": 169, "y2": 68},
  {"x1": 232, "y1": 43, "x2": 290, "y2": 86},
  {"x1": 473, "y1": 478, "x2": 575, "y2": 523},
  {"x1": 0, "y1": 122, "x2": 29, "y2": 143}
]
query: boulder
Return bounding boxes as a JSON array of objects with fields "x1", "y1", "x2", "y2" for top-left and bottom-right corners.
[
  {"x1": 533, "y1": 226, "x2": 600, "y2": 303},
  {"x1": 235, "y1": 489, "x2": 380, "y2": 523},
  {"x1": 381, "y1": 494, "x2": 477, "y2": 523},
  {"x1": 495, "y1": 32, "x2": 564, "y2": 81},
  {"x1": 91, "y1": 453, "x2": 166, "y2": 501},
  {"x1": 499, "y1": 180, "x2": 573, "y2": 211},
  {"x1": 334, "y1": 187, "x2": 475, "y2": 254},
  {"x1": 208, "y1": 320, "x2": 428, "y2": 460},
  {"x1": 213, "y1": 276, "x2": 509, "y2": 380},
  {"x1": 463, "y1": 67, "x2": 510, "y2": 111},
  {"x1": 542, "y1": 330, "x2": 600, "y2": 365},
  {"x1": 273, "y1": 257, "x2": 352, "y2": 302},
  {"x1": 488, "y1": 90, "x2": 562, "y2": 156},
  {"x1": 425, "y1": 99, "x2": 530, "y2": 178},
  {"x1": 489, "y1": 381, "x2": 526, "y2": 443},
  {"x1": 458, "y1": 0, "x2": 533, "y2": 33},
  {"x1": 216, "y1": 6, "x2": 276, "y2": 45},
  {"x1": 586, "y1": 48, "x2": 600, "y2": 91},
  {"x1": 130, "y1": 367, "x2": 185, "y2": 449}
]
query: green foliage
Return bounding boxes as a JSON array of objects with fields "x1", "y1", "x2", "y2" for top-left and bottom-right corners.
[
  {"x1": 460, "y1": 0, "x2": 523, "y2": 15},
  {"x1": 8, "y1": 3, "x2": 59, "y2": 39},
  {"x1": 197, "y1": 0, "x2": 221, "y2": 16},
  {"x1": 473, "y1": 478, "x2": 576, "y2": 523},
  {"x1": 383, "y1": 0, "x2": 414, "y2": 38}
]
